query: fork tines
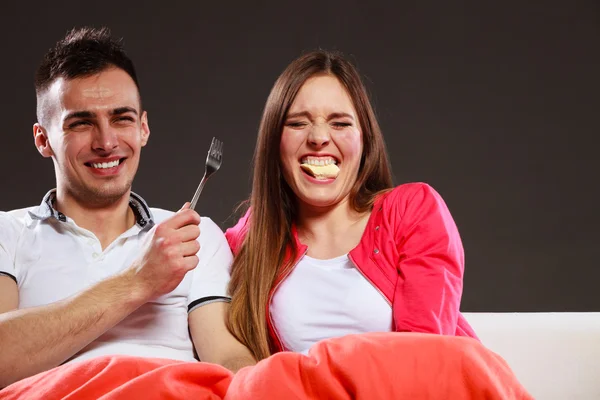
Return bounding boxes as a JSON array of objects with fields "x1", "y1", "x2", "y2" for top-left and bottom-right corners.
[
  {"x1": 189, "y1": 137, "x2": 224, "y2": 211},
  {"x1": 208, "y1": 137, "x2": 223, "y2": 161}
]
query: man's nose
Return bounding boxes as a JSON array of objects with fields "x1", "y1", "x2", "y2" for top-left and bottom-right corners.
[{"x1": 92, "y1": 125, "x2": 118, "y2": 153}]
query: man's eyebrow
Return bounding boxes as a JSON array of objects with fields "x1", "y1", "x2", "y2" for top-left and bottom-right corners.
[
  {"x1": 63, "y1": 107, "x2": 138, "y2": 122},
  {"x1": 111, "y1": 106, "x2": 138, "y2": 116},
  {"x1": 64, "y1": 111, "x2": 95, "y2": 121}
]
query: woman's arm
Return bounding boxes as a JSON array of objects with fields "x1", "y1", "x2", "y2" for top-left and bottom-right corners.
[{"x1": 392, "y1": 183, "x2": 465, "y2": 335}]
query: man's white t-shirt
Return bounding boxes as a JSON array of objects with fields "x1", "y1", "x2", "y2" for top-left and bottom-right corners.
[
  {"x1": 0, "y1": 190, "x2": 232, "y2": 363},
  {"x1": 271, "y1": 253, "x2": 393, "y2": 354}
]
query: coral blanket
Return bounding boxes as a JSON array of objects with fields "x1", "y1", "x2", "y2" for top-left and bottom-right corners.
[{"x1": 0, "y1": 332, "x2": 532, "y2": 400}]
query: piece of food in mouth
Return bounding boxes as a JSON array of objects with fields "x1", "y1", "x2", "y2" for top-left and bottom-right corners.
[{"x1": 300, "y1": 163, "x2": 340, "y2": 179}]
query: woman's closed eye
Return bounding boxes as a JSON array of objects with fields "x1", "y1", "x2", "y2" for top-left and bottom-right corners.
[
  {"x1": 331, "y1": 121, "x2": 353, "y2": 128},
  {"x1": 285, "y1": 120, "x2": 309, "y2": 128}
]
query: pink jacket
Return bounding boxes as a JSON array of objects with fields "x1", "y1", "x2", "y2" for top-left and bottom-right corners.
[{"x1": 225, "y1": 182, "x2": 478, "y2": 352}]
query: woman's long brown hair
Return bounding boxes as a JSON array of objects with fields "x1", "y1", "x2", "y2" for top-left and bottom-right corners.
[{"x1": 226, "y1": 50, "x2": 394, "y2": 360}]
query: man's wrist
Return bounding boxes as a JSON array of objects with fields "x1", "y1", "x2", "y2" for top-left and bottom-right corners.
[{"x1": 112, "y1": 268, "x2": 152, "y2": 308}]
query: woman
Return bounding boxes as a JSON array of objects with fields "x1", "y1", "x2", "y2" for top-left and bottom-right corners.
[{"x1": 225, "y1": 50, "x2": 477, "y2": 361}]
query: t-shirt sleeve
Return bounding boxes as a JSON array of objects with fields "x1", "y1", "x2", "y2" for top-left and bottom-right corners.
[
  {"x1": 187, "y1": 217, "x2": 233, "y2": 313},
  {"x1": 0, "y1": 213, "x2": 18, "y2": 284}
]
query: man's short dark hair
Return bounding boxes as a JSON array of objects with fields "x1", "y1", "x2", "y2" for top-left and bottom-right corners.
[{"x1": 35, "y1": 26, "x2": 140, "y2": 98}]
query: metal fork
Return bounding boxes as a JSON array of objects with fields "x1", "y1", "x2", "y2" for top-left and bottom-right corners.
[{"x1": 189, "y1": 137, "x2": 223, "y2": 210}]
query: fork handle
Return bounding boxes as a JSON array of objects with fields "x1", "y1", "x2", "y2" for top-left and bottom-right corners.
[{"x1": 190, "y1": 175, "x2": 208, "y2": 211}]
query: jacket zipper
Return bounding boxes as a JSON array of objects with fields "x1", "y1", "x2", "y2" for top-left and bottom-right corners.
[
  {"x1": 348, "y1": 253, "x2": 391, "y2": 306},
  {"x1": 268, "y1": 248, "x2": 308, "y2": 351},
  {"x1": 349, "y1": 253, "x2": 396, "y2": 330}
]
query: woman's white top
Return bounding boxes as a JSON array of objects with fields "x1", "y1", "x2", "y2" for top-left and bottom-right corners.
[{"x1": 271, "y1": 253, "x2": 393, "y2": 354}]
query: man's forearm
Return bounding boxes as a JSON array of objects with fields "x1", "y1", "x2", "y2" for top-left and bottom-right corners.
[{"x1": 0, "y1": 269, "x2": 148, "y2": 387}]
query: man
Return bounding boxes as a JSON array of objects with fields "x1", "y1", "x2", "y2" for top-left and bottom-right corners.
[{"x1": 0, "y1": 26, "x2": 255, "y2": 387}]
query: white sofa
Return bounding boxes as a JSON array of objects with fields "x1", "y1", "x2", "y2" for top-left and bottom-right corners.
[{"x1": 464, "y1": 312, "x2": 600, "y2": 400}]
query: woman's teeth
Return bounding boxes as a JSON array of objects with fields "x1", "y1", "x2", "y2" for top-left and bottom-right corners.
[
  {"x1": 300, "y1": 157, "x2": 337, "y2": 166},
  {"x1": 91, "y1": 159, "x2": 120, "y2": 169}
]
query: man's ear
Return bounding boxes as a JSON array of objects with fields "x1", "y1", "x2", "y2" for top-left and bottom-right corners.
[
  {"x1": 140, "y1": 111, "x2": 150, "y2": 147},
  {"x1": 33, "y1": 123, "x2": 54, "y2": 158}
]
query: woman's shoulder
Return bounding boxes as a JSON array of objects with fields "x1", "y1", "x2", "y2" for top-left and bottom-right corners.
[
  {"x1": 375, "y1": 182, "x2": 455, "y2": 227},
  {"x1": 376, "y1": 182, "x2": 439, "y2": 208},
  {"x1": 224, "y1": 208, "x2": 251, "y2": 255}
]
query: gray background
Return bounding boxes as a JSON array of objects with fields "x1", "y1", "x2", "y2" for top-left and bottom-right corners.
[{"x1": 1, "y1": 1, "x2": 598, "y2": 311}]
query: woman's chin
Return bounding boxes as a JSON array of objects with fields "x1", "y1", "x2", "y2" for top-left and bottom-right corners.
[{"x1": 297, "y1": 191, "x2": 349, "y2": 210}]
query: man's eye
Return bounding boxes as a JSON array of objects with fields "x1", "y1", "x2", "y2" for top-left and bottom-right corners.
[
  {"x1": 116, "y1": 116, "x2": 135, "y2": 123},
  {"x1": 68, "y1": 121, "x2": 91, "y2": 129}
]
